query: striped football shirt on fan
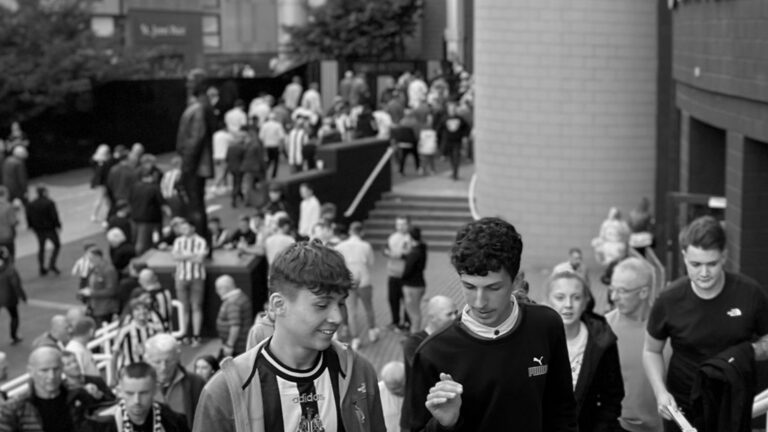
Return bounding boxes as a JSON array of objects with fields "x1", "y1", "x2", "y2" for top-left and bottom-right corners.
[
  {"x1": 257, "y1": 343, "x2": 344, "y2": 431},
  {"x1": 172, "y1": 234, "x2": 207, "y2": 280},
  {"x1": 113, "y1": 320, "x2": 163, "y2": 372}
]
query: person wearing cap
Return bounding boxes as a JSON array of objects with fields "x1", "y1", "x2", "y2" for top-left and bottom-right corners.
[{"x1": 26, "y1": 185, "x2": 62, "y2": 276}]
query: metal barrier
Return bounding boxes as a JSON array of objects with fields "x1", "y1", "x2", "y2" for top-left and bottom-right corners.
[
  {"x1": 343, "y1": 146, "x2": 395, "y2": 218},
  {"x1": 0, "y1": 299, "x2": 185, "y2": 399}
]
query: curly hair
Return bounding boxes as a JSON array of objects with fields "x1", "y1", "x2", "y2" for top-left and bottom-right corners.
[
  {"x1": 450, "y1": 217, "x2": 523, "y2": 278},
  {"x1": 269, "y1": 240, "x2": 352, "y2": 299}
]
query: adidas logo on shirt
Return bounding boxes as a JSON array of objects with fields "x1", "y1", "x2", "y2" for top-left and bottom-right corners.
[{"x1": 292, "y1": 393, "x2": 325, "y2": 404}]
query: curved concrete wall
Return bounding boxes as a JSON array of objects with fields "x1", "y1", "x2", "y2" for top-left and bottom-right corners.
[{"x1": 474, "y1": 0, "x2": 657, "y2": 266}]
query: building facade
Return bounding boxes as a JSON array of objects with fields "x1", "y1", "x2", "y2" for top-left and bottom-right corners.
[
  {"x1": 667, "y1": 0, "x2": 768, "y2": 286},
  {"x1": 473, "y1": 0, "x2": 658, "y2": 267}
]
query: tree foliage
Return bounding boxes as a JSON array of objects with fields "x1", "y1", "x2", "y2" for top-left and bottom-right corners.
[
  {"x1": 286, "y1": 0, "x2": 424, "y2": 62},
  {"x1": 0, "y1": 0, "x2": 174, "y2": 125}
]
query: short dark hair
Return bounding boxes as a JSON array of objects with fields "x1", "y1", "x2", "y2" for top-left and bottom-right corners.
[
  {"x1": 119, "y1": 361, "x2": 157, "y2": 384},
  {"x1": 239, "y1": 215, "x2": 250, "y2": 223},
  {"x1": 410, "y1": 226, "x2": 422, "y2": 242},
  {"x1": 269, "y1": 240, "x2": 352, "y2": 299},
  {"x1": 451, "y1": 217, "x2": 523, "y2": 279},
  {"x1": 195, "y1": 355, "x2": 220, "y2": 373},
  {"x1": 349, "y1": 221, "x2": 363, "y2": 235},
  {"x1": 568, "y1": 247, "x2": 582, "y2": 256},
  {"x1": 679, "y1": 216, "x2": 725, "y2": 252},
  {"x1": 276, "y1": 216, "x2": 292, "y2": 230}
]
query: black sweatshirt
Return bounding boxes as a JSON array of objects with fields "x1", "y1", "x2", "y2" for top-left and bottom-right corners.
[{"x1": 403, "y1": 303, "x2": 578, "y2": 432}]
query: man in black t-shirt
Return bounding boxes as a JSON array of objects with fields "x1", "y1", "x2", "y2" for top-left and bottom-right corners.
[
  {"x1": 403, "y1": 217, "x2": 578, "y2": 431},
  {"x1": 644, "y1": 216, "x2": 768, "y2": 431}
]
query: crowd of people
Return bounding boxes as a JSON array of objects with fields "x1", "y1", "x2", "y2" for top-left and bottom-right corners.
[{"x1": 1, "y1": 65, "x2": 765, "y2": 432}]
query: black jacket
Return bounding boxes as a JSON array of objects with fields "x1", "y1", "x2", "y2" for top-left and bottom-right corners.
[
  {"x1": 128, "y1": 181, "x2": 165, "y2": 223},
  {"x1": 575, "y1": 312, "x2": 625, "y2": 432},
  {"x1": 26, "y1": 196, "x2": 61, "y2": 231},
  {"x1": 401, "y1": 242, "x2": 427, "y2": 287},
  {"x1": 691, "y1": 342, "x2": 755, "y2": 432}
]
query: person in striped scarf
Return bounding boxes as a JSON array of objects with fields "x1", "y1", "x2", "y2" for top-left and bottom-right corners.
[{"x1": 112, "y1": 299, "x2": 164, "y2": 375}]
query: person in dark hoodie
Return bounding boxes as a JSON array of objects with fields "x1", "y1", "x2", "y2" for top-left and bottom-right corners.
[
  {"x1": 401, "y1": 226, "x2": 427, "y2": 334},
  {"x1": 225, "y1": 131, "x2": 247, "y2": 208},
  {"x1": 547, "y1": 271, "x2": 624, "y2": 432}
]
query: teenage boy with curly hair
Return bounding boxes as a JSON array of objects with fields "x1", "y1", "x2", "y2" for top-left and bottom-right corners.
[
  {"x1": 403, "y1": 217, "x2": 578, "y2": 431},
  {"x1": 193, "y1": 240, "x2": 386, "y2": 432}
]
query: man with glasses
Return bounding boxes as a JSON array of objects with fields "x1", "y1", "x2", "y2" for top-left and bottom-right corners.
[
  {"x1": 643, "y1": 216, "x2": 768, "y2": 431},
  {"x1": 606, "y1": 258, "x2": 662, "y2": 432}
]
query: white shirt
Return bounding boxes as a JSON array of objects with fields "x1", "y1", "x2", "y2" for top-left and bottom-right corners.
[
  {"x1": 378, "y1": 381, "x2": 404, "y2": 432},
  {"x1": 460, "y1": 299, "x2": 519, "y2": 340},
  {"x1": 212, "y1": 130, "x2": 233, "y2": 161},
  {"x1": 298, "y1": 196, "x2": 321, "y2": 237},
  {"x1": 386, "y1": 232, "x2": 411, "y2": 277},
  {"x1": 301, "y1": 88, "x2": 322, "y2": 114},
  {"x1": 407, "y1": 79, "x2": 428, "y2": 109},
  {"x1": 265, "y1": 232, "x2": 296, "y2": 264},
  {"x1": 258, "y1": 120, "x2": 286, "y2": 148},
  {"x1": 566, "y1": 321, "x2": 589, "y2": 390},
  {"x1": 373, "y1": 110, "x2": 393, "y2": 140},
  {"x1": 224, "y1": 107, "x2": 248, "y2": 133},
  {"x1": 248, "y1": 99, "x2": 271, "y2": 126},
  {"x1": 335, "y1": 235, "x2": 374, "y2": 287},
  {"x1": 283, "y1": 83, "x2": 303, "y2": 110},
  {"x1": 65, "y1": 339, "x2": 100, "y2": 377}
]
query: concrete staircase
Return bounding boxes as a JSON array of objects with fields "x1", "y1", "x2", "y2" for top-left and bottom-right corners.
[{"x1": 364, "y1": 192, "x2": 473, "y2": 252}]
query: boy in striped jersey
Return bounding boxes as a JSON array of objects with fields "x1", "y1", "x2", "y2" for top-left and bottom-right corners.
[
  {"x1": 171, "y1": 221, "x2": 208, "y2": 346},
  {"x1": 193, "y1": 241, "x2": 385, "y2": 432},
  {"x1": 112, "y1": 299, "x2": 163, "y2": 374}
]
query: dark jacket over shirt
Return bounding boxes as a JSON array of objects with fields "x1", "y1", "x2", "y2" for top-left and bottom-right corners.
[
  {"x1": 0, "y1": 261, "x2": 24, "y2": 308},
  {"x1": 176, "y1": 97, "x2": 215, "y2": 180},
  {"x1": 106, "y1": 161, "x2": 137, "y2": 204},
  {"x1": 128, "y1": 181, "x2": 166, "y2": 223},
  {"x1": 26, "y1": 196, "x2": 61, "y2": 231},
  {"x1": 575, "y1": 312, "x2": 625, "y2": 432}
]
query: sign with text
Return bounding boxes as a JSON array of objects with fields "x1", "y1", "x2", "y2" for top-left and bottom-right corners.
[{"x1": 127, "y1": 10, "x2": 203, "y2": 68}]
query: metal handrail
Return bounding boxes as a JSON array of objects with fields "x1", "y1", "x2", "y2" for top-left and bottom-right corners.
[
  {"x1": 753, "y1": 388, "x2": 768, "y2": 418},
  {"x1": 1, "y1": 300, "x2": 185, "y2": 399},
  {"x1": 344, "y1": 146, "x2": 395, "y2": 218},
  {"x1": 468, "y1": 173, "x2": 480, "y2": 220}
]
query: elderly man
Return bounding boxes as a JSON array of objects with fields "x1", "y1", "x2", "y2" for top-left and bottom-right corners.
[
  {"x1": 143, "y1": 334, "x2": 205, "y2": 429},
  {"x1": 606, "y1": 258, "x2": 663, "y2": 432},
  {"x1": 215, "y1": 275, "x2": 253, "y2": 357},
  {"x1": 379, "y1": 361, "x2": 406, "y2": 432},
  {"x1": 0, "y1": 347, "x2": 92, "y2": 431},
  {"x1": 86, "y1": 362, "x2": 190, "y2": 432},
  {"x1": 131, "y1": 268, "x2": 174, "y2": 331},
  {"x1": 32, "y1": 315, "x2": 71, "y2": 350}
]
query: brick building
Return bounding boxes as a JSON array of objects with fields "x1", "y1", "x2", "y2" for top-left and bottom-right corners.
[
  {"x1": 473, "y1": 0, "x2": 658, "y2": 267},
  {"x1": 665, "y1": 0, "x2": 768, "y2": 286}
]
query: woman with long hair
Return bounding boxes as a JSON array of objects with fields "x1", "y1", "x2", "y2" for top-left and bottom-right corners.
[{"x1": 90, "y1": 144, "x2": 112, "y2": 222}]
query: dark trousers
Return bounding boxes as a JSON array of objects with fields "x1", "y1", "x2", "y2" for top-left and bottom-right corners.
[
  {"x1": 399, "y1": 145, "x2": 420, "y2": 174},
  {"x1": 447, "y1": 142, "x2": 462, "y2": 179},
  {"x1": 230, "y1": 171, "x2": 244, "y2": 205},
  {"x1": 266, "y1": 147, "x2": 280, "y2": 178},
  {"x1": 181, "y1": 174, "x2": 209, "y2": 247},
  {"x1": 2, "y1": 305, "x2": 19, "y2": 339},
  {"x1": 387, "y1": 277, "x2": 410, "y2": 326},
  {"x1": 302, "y1": 145, "x2": 317, "y2": 170},
  {"x1": 134, "y1": 222, "x2": 160, "y2": 256},
  {"x1": 34, "y1": 229, "x2": 60, "y2": 270}
]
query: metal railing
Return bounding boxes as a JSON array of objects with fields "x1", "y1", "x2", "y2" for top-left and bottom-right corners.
[
  {"x1": 0, "y1": 299, "x2": 185, "y2": 399},
  {"x1": 344, "y1": 146, "x2": 395, "y2": 218}
]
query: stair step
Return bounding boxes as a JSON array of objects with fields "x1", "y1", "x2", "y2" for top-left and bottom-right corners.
[
  {"x1": 374, "y1": 201, "x2": 470, "y2": 211},
  {"x1": 382, "y1": 192, "x2": 468, "y2": 203},
  {"x1": 368, "y1": 209, "x2": 472, "y2": 220},
  {"x1": 363, "y1": 219, "x2": 468, "y2": 231},
  {"x1": 364, "y1": 227, "x2": 459, "y2": 240}
]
